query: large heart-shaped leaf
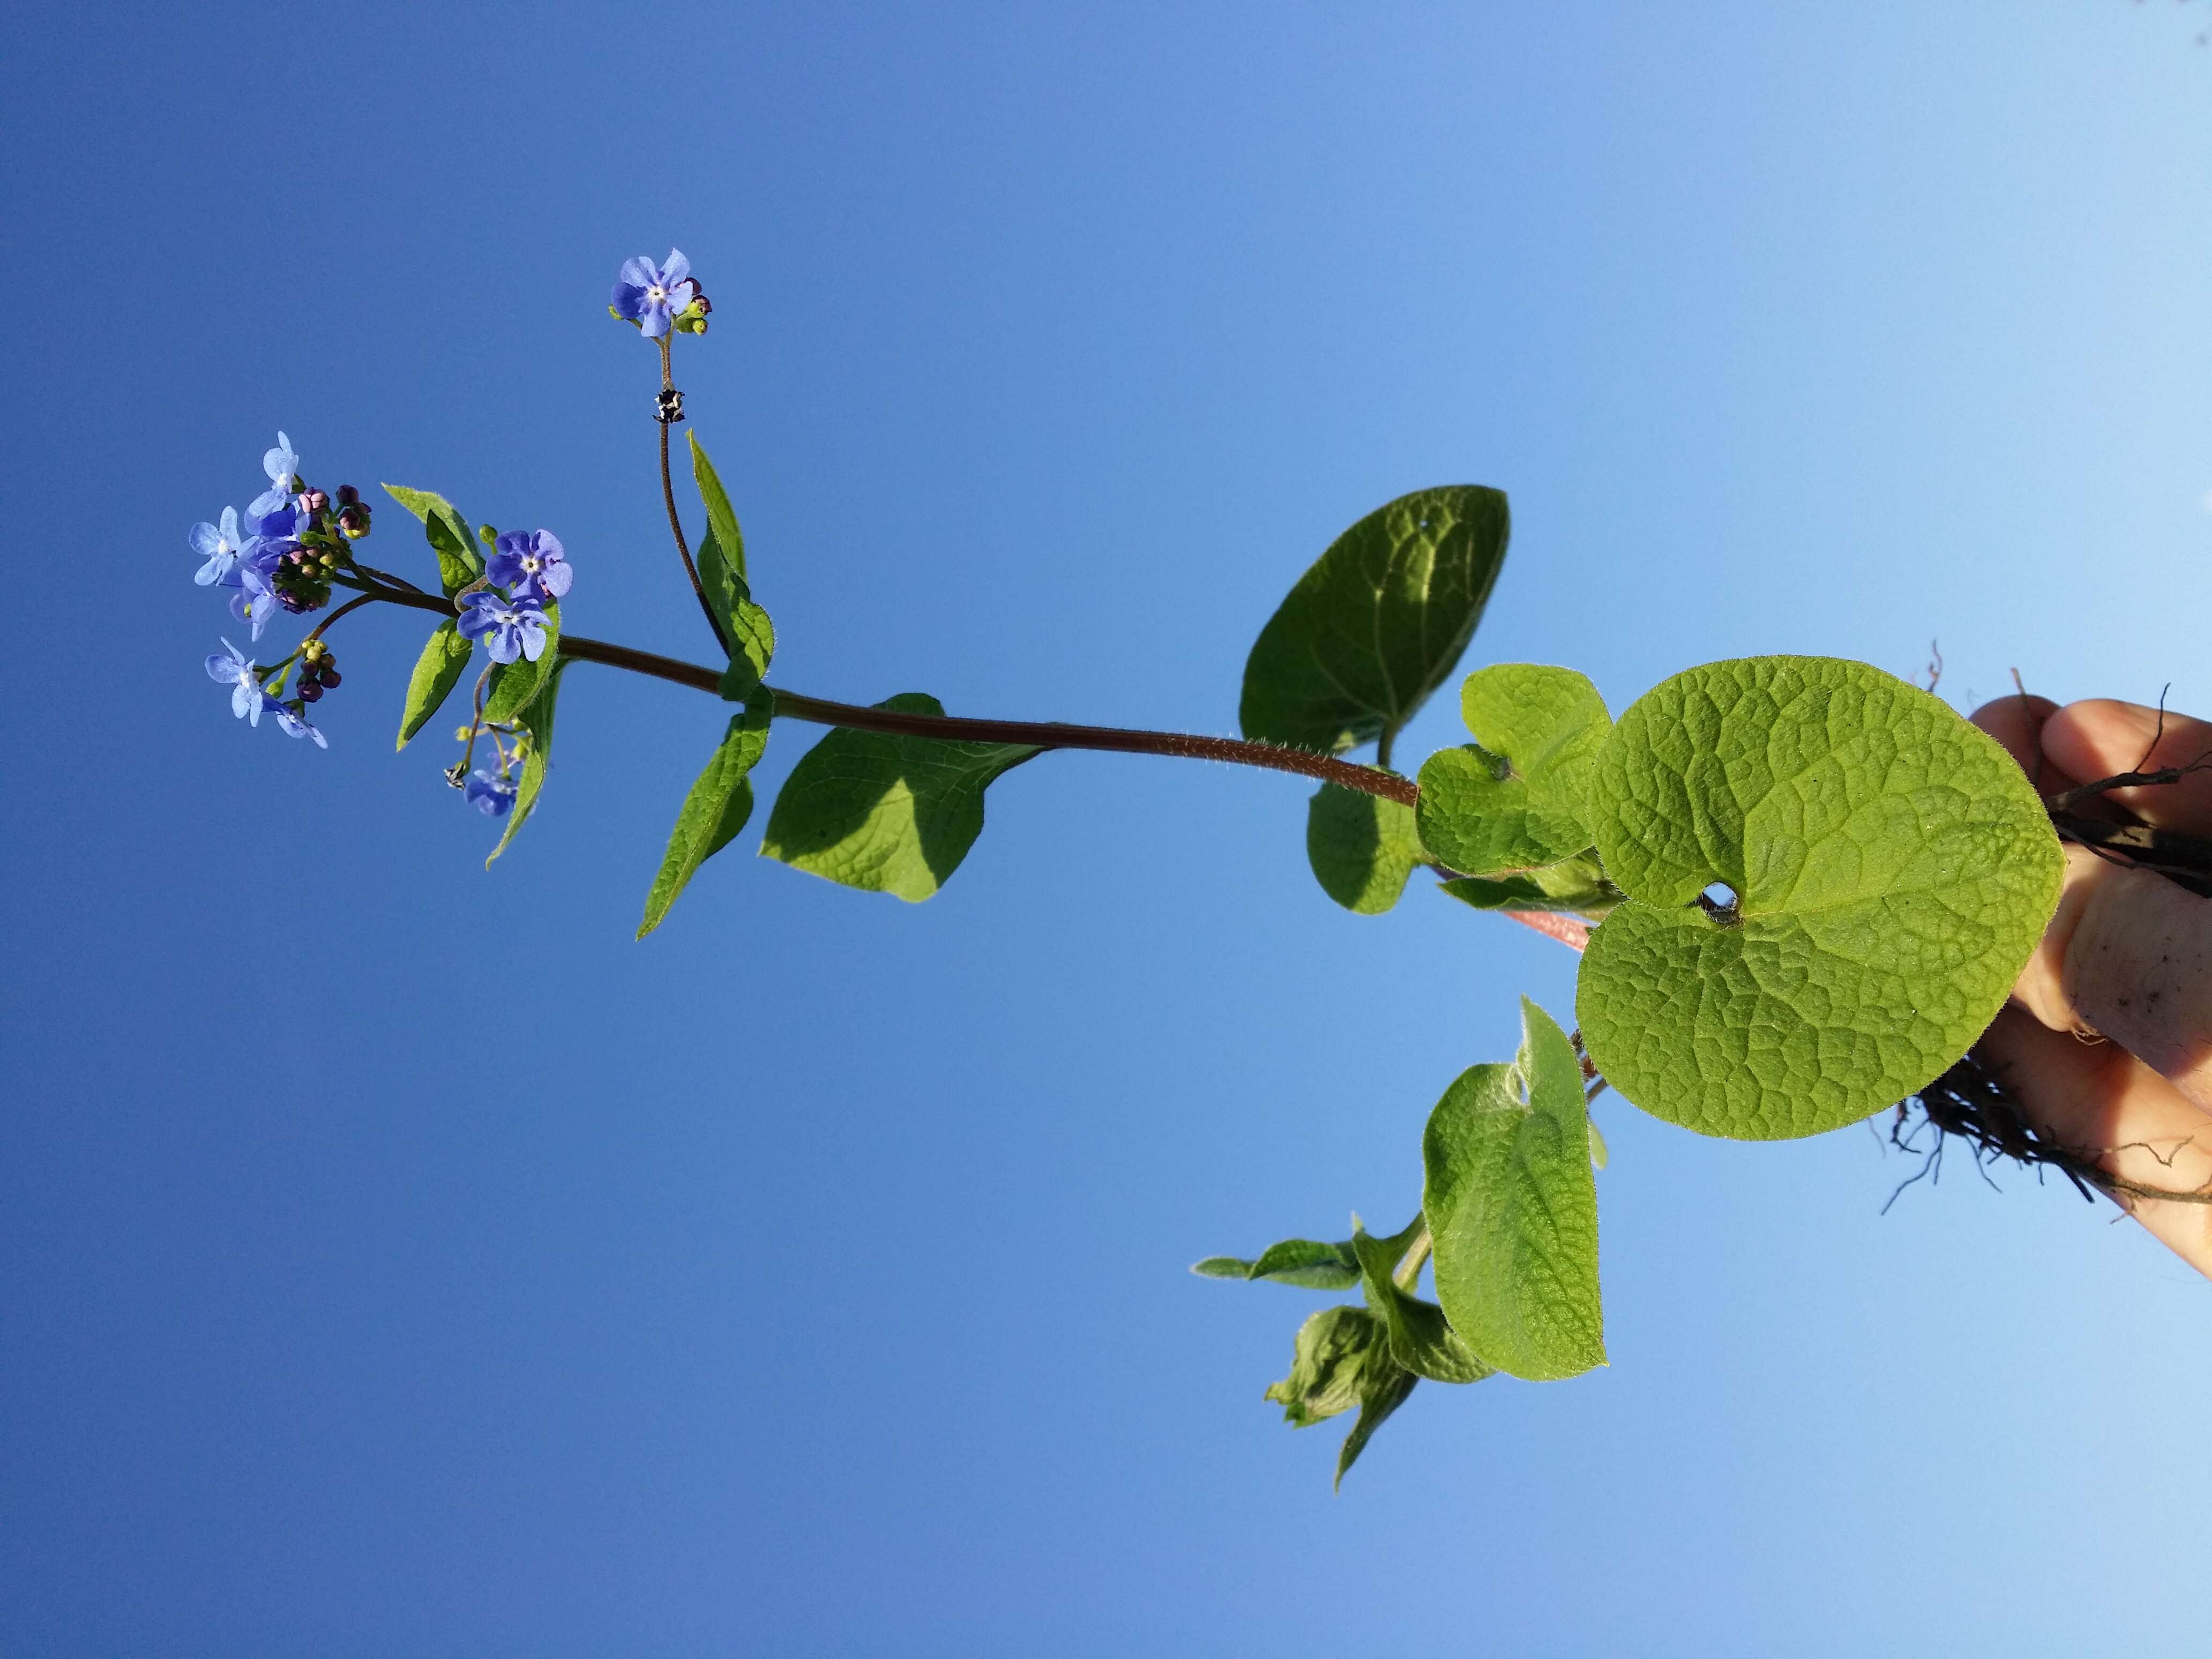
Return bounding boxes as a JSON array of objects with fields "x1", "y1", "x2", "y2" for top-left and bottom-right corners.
[{"x1": 1575, "y1": 656, "x2": 2062, "y2": 1140}]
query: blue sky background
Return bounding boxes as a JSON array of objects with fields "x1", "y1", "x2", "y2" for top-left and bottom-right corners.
[{"x1": 6, "y1": 3, "x2": 2212, "y2": 1653}]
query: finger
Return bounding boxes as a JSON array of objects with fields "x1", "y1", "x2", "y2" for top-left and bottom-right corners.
[
  {"x1": 1969, "y1": 694, "x2": 2069, "y2": 784},
  {"x1": 2041, "y1": 699, "x2": 2212, "y2": 832}
]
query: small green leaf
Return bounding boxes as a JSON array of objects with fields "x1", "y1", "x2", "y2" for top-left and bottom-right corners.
[
  {"x1": 1260, "y1": 1304, "x2": 1419, "y2": 1490},
  {"x1": 689, "y1": 432, "x2": 746, "y2": 583},
  {"x1": 395, "y1": 621, "x2": 475, "y2": 751},
  {"x1": 1416, "y1": 664, "x2": 1611, "y2": 876},
  {"x1": 485, "y1": 663, "x2": 566, "y2": 870},
  {"x1": 1239, "y1": 486, "x2": 1509, "y2": 756},
  {"x1": 687, "y1": 436, "x2": 776, "y2": 696},
  {"x1": 1192, "y1": 1237, "x2": 1362, "y2": 1290},
  {"x1": 1437, "y1": 850, "x2": 1621, "y2": 917},
  {"x1": 1576, "y1": 656, "x2": 2065, "y2": 1140},
  {"x1": 637, "y1": 691, "x2": 775, "y2": 938},
  {"x1": 1264, "y1": 1304, "x2": 1389, "y2": 1426},
  {"x1": 759, "y1": 694, "x2": 1040, "y2": 901},
  {"x1": 1305, "y1": 782, "x2": 1423, "y2": 914},
  {"x1": 1423, "y1": 997, "x2": 1605, "y2": 1382},
  {"x1": 381, "y1": 484, "x2": 484, "y2": 594},
  {"x1": 699, "y1": 528, "x2": 776, "y2": 699},
  {"x1": 1334, "y1": 1361, "x2": 1418, "y2": 1490},
  {"x1": 1349, "y1": 1221, "x2": 1493, "y2": 1386},
  {"x1": 482, "y1": 601, "x2": 560, "y2": 726}
]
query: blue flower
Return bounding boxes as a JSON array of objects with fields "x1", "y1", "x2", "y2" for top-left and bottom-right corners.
[
  {"x1": 610, "y1": 250, "x2": 696, "y2": 339},
  {"x1": 487, "y1": 529, "x2": 572, "y2": 603},
  {"x1": 457, "y1": 591, "x2": 549, "y2": 665},
  {"x1": 465, "y1": 768, "x2": 518, "y2": 816},
  {"x1": 205, "y1": 638, "x2": 271, "y2": 724},
  {"x1": 249, "y1": 499, "x2": 300, "y2": 541},
  {"x1": 250, "y1": 431, "x2": 302, "y2": 519},
  {"x1": 272, "y1": 701, "x2": 328, "y2": 749},
  {"x1": 229, "y1": 559, "x2": 279, "y2": 640},
  {"x1": 189, "y1": 507, "x2": 251, "y2": 587}
]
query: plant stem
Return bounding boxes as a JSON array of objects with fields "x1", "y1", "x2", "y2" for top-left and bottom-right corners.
[
  {"x1": 655, "y1": 335, "x2": 730, "y2": 656},
  {"x1": 342, "y1": 578, "x2": 1417, "y2": 804}
]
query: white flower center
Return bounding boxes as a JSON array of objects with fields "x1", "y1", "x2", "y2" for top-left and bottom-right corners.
[
  {"x1": 521, "y1": 555, "x2": 541, "y2": 573},
  {"x1": 647, "y1": 285, "x2": 667, "y2": 303}
]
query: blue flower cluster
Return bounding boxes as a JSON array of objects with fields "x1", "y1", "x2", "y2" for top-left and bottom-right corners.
[{"x1": 191, "y1": 432, "x2": 369, "y2": 750}]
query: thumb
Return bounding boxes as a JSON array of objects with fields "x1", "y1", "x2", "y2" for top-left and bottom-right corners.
[{"x1": 2013, "y1": 842, "x2": 2212, "y2": 1114}]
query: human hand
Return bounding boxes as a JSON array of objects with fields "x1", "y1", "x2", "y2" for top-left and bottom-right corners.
[{"x1": 1970, "y1": 694, "x2": 2212, "y2": 1275}]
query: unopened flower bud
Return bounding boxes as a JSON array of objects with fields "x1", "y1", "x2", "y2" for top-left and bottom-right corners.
[
  {"x1": 300, "y1": 679, "x2": 324, "y2": 703},
  {"x1": 302, "y1": 638, "x2": 327, "y2": 661},
  {"x1": 477, "y1": 524, "x2": 497, "y2": 546},
  {"x1": 338, "y1": 504, "x2": 370, "y2": 537},
  {"x1": 335, "y1": 484, "x2": 360, "y2": 508},
  {"x1": 319, "y1": 668, "x2": 341, "y2": 688},
  {"x1": 303, "y1": 489, "x2": 330, "y2": 514}
]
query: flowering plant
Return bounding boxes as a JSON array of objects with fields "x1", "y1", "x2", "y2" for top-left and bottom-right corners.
[{"x1": 184, "y1": 246, "x2": 2164, "y2": 1487}]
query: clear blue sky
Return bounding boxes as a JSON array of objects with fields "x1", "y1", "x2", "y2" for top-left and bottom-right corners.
[{"x1": 5, "y1": 3, "x2": 2212, "y2": 1652}]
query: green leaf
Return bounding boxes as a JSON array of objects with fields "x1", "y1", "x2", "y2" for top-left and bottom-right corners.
[
  {"x1": 700, "y1": 529, "x2": 776, "y2": 699},
  {"x1": 1260, "y1": 1304, "x2": 1419, "y2": 1490},
  {"x1": 1423, "y1": 997, "x2": 1605, "y2": 1382},
  {"x1": 1575, "y1": 656, "x2": 2064, "y2": 1140},
  {"x1": 1437, "y1": 850, "x2": 1621, "y2": 917},
  {"x1": 381, "y1": 483, "x2": 484, "y2": 594},
  {"x1": 1264, "y1": 1304, "x2": 1390, "y2": 1426},
  {"x1": 688, "y1": 436, "x2": 776, "y2": 696},
  {"x1": 1192, "y1": 1237, "x2": 1362, "y2": 1290},
  {"x1": 1334, "y1": 1361, "x2": 1418, "y2": 1490},
  {"x1": 485, "y1": 662, "x2": 566, "y2": 870},
  {"x1": 1304, "y1": 782, "x2": 1423, "y2": 914},
  {"x1": 637, "y1": 691, "x2": 775, "y2": 938},
  {"x1": 395, "y1": 620, "x2": 475, "y2": 751},
  {"x1": 688, "y1": 432, "x2": 746, "y2": 583},
  {"x1": 482, "y1": 602, "x2": 560, "y2": 726},
  {"x1": 759, "y1": 694, "x2": 1040, "y2": 901},
  {"x1": 1239, "y1": 485, "x2": 1509, "y2": 756},
  {"x1": 1348, "y1": 1221, "x2": 1493, "y2": 1386},
  {"x1": 1416, "y1": 664, "x2": 1611, "y2": 876}
]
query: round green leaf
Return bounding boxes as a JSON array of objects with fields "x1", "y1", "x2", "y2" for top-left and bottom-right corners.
[{"x1": 1576, "y1": 656, "x2": 2061, "y2": 1140}]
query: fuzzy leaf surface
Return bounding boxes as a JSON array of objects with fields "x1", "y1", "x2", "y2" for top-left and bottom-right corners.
[
  {"x1": 1576, "y1": 656, "x2": 2063, "y2": 1139},
  {"x1": 1239, "y1": 486, "x2": 1508, "y2": 756},
  {"x1": 1416, "y1": 664, "x2": 1611, "y2": 876},
  {"x1": 482, "y1": 601, "x2": 559, "y2": 726},
  {"x1": 1423, "y1": 997, "x2": 1605, "y2": 1381},
  {"x1": 380, "y1": 483, "x2": 483, "y2": 594},
  {"x1": 395, "y1": 621, "x2": 474, "y2": 750},
  {"x1": 486, "y1": 663, "x2": 565, "y2": 870},
  {"x1": 1349, "y1": 1222, "x2": 1492, "y2": 1386},
  {"x1": 1192, "y1": 1237, "x2": 1362, "y2": 1290},
  {"x1": 759, "y1": 694, "x2": 1040, "y2": 901},
  {"x1": 637, "y1": 691, "x2": 774, "y2": 938},
  {"x1": 1305, "y1": 782, "x2": 1422, "y2": 914}
]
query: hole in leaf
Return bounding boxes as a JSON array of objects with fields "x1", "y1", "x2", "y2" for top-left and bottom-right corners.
[{"x1": 1695, "y1": 881, "x2": 1742, "y2": 924}]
